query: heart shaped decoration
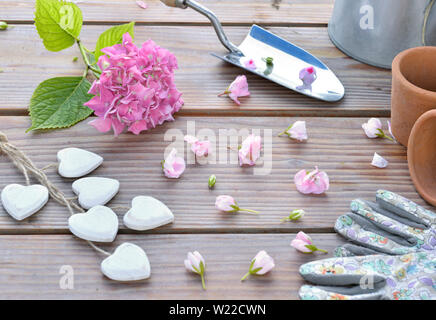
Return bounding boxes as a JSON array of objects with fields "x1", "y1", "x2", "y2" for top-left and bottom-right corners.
[
  {"x1": 68, "y1": 205, "x2": 118, "y2": 242},
  {"x1": 1, "y1": 184, "x2": 49, "y2": 221},
  {"x1": 57, "y1": 147, "x2": 103, "y2": 178},
  {"x1": 123, "y1": 196, "x2": 174, "y2": 231},
  {"x1": 72, "y1": 177, "x2": 120, "y2": 209},
  {"x1": 101, "y1": 242, "x2": 151, "y2": 281}
]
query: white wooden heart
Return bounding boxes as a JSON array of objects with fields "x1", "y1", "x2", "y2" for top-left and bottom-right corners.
[
  {"x1": 72, "y1": 177, "x2": 120, "y2": 209},
  {"x1": 1, "y1": 184, "x2": 49, "y2": 221},
  {"x1": 57, "y1": 147, "x2": 103, "y2": 178},
  {"x1": 68, "y1": 205, "x2": 118, "y2": 242},
  {"x1": 101, "y1": 242, "x2": 151, "y2": 281},
  {"x1": 123, "y1": 196, "x2": 174, "y2": 231}
]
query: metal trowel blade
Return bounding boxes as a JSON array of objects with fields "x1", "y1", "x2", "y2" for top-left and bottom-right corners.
[{"x1": 211, "y1": 25, "x2": 345, "y2": 102}]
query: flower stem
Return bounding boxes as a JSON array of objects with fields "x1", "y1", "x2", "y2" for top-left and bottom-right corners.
[
  {"x1": 241, "y1": 272, "x2": 250, "y2": 281},
  {"x1": 201, "y1": 274, "x2": 206, "y2": 290},
  {"x1": 238, "y1": 208, "x2": 260, "y2": 214},
  {"x1": 77, "y1": 40, "x2": 101, "y2": 76},
  {"x1": 316, "y1": 248, "x2": 328, "y2": 254}
]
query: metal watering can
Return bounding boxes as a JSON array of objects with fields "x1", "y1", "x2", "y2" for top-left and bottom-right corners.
[{"x1": 329, "y1": 0, "x2": 436, "y2": 69}]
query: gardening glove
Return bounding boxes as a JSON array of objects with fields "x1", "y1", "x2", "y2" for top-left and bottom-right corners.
[
  {"x1": 298, "y1": 250, "x2": 436, "y2": 300},
  {"x1": 334, "y1": 190, "x2": 436, "y2": 256}
]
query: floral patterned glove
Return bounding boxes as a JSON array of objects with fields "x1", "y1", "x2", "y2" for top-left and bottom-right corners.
[
  {"x1": 334, "y1": 190, "x2": 436, "y2": 256},
  {"x1": 299, "y1": 250, "x2": 436, "y2": 300}
]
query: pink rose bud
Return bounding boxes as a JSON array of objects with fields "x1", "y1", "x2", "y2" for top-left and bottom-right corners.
[
  {"x1": 184, "y1": 135, "x2": 211, "y2": 157},
  {"x1": 294, "y1": 166, "x2": 329, "y2": 195},
  {"x1": 215, "y1": 195, "x2": 259, "y2": 214},
  {"x1": 162, "y1": 148, "x2": 185, "y2": 179},
  {"x1": 238, "y1": 134, "x2": 262, "y2": 166},
  {"x1": 279, "y1": 120, "x2": 308, "y2": 141},
  {"x1": 241, "y1": 250, "x2": 275, "y2": 281},
  {"x1": 218, "y1": 75, "x2": 250, "y2": 105},
  {"x1": 184, "y1": 251, "x2": 206, "y2": 290},
  {"x1": 291, "y1": 231, "x2": 327, "y2": 254}
]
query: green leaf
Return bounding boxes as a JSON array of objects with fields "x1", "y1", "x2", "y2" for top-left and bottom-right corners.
[
  {"x1": 94, "y1": 22, "x2": 135, "y2": 61},
  {"x1": 35, "y1": 0, "x2": 83, "y2": 52},
  {"x1": 27, "y1": 77, "x2": 94, "y2": 131}
]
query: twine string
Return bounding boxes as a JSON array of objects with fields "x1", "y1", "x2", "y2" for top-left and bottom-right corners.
[{"x1": 0, "y1": 132, "x2": 111, "y2": 256}]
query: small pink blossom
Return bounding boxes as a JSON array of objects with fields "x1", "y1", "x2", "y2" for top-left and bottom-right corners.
[
  {"x1": 238, "y1": 134, "x2": 261, "y2": 166},
  {"x1": 184, "y1": 135, "x2": 211, "y2": 157},
  {"x1": 362, "y1": 118, "x2": 383, "y2": 138},
  {"x1": 291, "y1": 231, "x2": 327, "y2": 254},
  {"x1": 299, "y1": 66, "x2": 317, "y2": 86},
  {"x1": 241, "y1": 250, "x2": 275, "y2": 281},
  {"x1": 371, "y1": 152, "x2": 388, "y2": 168},
  {"x1": 218, "y1": 75, "x2": 250, "y2": 105},
  {"x1": 244, "y1": 59, "x2": 257, "y2": 70},
  {"x1": 85, "y1": 33, "x2": 183, "y2": 136},
  {"x1": 184, "y1": 251, "x2": 206, "y2": 290},
  {"x1": 215, "y1": 195, "x2": 259, "y2": 214},
  {"x1": 162, "y1": 148, "x2": 185, "y2": 178},
  {"x1": 136, "y1": 0, "x2": 147, "y2": 9},
  {"x1": 294, "y1": 166, "x2": 329, "y2": 195},
  {"x1": 279, "y1": 120, "x2": 308, "y2": 141}
]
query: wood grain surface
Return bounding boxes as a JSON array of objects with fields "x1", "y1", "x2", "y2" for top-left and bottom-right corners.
[
  {"x1": 0, "y1": 0, "x2": 334, "y2": 25},
  {"x1": 0, "y1": 25, "x2": 391, "y2": 116},
  {"x1": 0, "y1": 116, "x2": 427, "y2": 234},
  {"x1": 0, "y1": 233, "x2": 345, "y2": 299}
]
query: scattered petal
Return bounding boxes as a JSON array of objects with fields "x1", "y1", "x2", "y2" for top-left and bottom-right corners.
[
  {"x1": 136, "y1": 0, "x2": 147, "y2": 9},
  {"x1": 371, "y1": 152, "x2": 389, "y2": 168}
]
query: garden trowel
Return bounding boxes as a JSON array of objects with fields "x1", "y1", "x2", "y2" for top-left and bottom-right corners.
[{"x1": 160, "y1": 0, "x2": 345, "y2": 102}]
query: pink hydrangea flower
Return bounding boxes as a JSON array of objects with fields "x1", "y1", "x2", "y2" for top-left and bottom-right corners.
[
  {"x1": 85, "y1": 33, "x2": 184, "y2": 136},
  {"x1": 279, "y1": 120, "x2": 308, "y2": 141},
  {"x1": 244, "y1": 59, "x2": 257, "y2": 70},
  {"x1": 294, "y1": 166, "x2": 329, "y2": 194},
  {"x1": 238, "y1": 134, "x2": 261, "y2": 166},
  {"x1": 218, "y1": 75, "x2": 250, "y2": 105},
  {"x1": 184, "y1": 135, "x2": 211, "y2": 157},
  {"x1": 241, "y1": 250, "x2": 275, "y2": 281},
  {"x1": 162, "y1": 148, "x2": 185, "y2": 178},
  {"x1": 291, "y1": 231, "x2": 327, "y2": 254}
]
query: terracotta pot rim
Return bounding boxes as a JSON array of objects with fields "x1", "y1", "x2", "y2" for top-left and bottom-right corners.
[
  {"x1": 408, "y1": 109, "x2": 436, "y2": 207},
  {"x1": 392, "y1": 46, "x2": 436, "y2": 98}
]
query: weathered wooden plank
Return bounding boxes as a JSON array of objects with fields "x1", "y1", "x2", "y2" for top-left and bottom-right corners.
[
  {"x1": 0, "y1": 233, "x2": 345, "y2": 299},
  {"x1": 0, "y1": 0, "x2": 333, "y2": 25},
  {"x1": 0, "y1": 25, "x2": 391, "y2": 116},
  {"x1": 0, "y1": 116, "x2": 429, "y2": 233}
]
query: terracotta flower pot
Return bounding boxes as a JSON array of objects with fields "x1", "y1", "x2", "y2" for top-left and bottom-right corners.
[
  {"x1": 408, "y1": 110, "x2": 436, "y2": 206},
  {"x1": 391, "y1": 47, "x2": 436, "y2": 146}
]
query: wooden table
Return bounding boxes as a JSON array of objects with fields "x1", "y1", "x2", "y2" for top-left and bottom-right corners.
[{"x1": 0, "y1": 0, "x2": 429, "y2": 300}]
